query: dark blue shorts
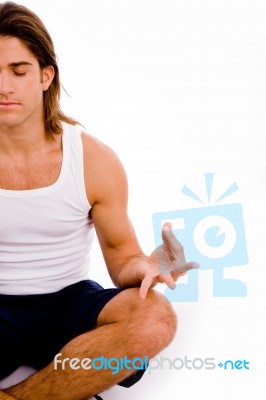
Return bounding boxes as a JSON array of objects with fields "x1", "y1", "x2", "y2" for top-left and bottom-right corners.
[
  {"x1": 0, "y1": 280, "x2": 122, "y2": 380},
  {"x1": 0, "y1": 280, "x2": 147, "y2": 387}
]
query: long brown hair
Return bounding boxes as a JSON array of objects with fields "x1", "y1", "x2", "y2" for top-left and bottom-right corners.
[{"x1": 0, "y1": 1, "x2": 79, "y2": 141}]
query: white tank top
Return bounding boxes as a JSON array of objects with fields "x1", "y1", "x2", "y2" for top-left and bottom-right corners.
[{"x1": 0, "y1": 123, "x2": 94, "y2": 295}]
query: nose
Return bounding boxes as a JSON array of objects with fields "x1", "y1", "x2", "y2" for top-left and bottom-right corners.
[{"x1": 0, "y1": 71, "x2": 14, "y2": 96}]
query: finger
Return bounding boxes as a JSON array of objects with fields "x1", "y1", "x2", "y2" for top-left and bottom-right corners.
[
  {"x1": 162, "y1": 222, "x2": 184, "y2": 254},
  {"x1": 161, "y1": 273, "x2": 176, "y2": 290},
  {"x1": 139, "y1": 276, "x2": 154, "y2": 299},
  {"x1": 171, "y1": 262, "x2": 199, "y2": 280},
  {"x1": 159, "y1": 259, "x2": 199, "y2": 275},
  {"x1": 171, "y1": 261, "x2": 200, "y2": 274}
]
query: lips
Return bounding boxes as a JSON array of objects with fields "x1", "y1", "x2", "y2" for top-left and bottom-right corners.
[
  {"x1": 0, "y1": 102, "x2": 19, "y2": 105},
  {"x1": 0, "y1": 102, "x2": 20, "y2": 109}
]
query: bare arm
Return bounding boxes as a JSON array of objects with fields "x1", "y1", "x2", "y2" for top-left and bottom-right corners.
[
  {"x1": 82, "y1": 132, "x2": 145, "y2": 287},
  {"x1": 82, "y1": 132, "x2": 198, "y2": 297}
]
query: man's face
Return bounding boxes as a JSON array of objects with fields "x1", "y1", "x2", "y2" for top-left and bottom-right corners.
[{"x1": 0, "y1": 36, "x2": 54, "y2": 131}]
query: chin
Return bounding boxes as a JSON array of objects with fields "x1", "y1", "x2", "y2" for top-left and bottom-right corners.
[{"x1": 0, "y1": 116, "x2": 25, "y2": 130}]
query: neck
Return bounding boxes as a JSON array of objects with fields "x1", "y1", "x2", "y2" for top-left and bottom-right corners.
[{"x1": 0, "y1": 119, "x2": 51, "y2": 158}]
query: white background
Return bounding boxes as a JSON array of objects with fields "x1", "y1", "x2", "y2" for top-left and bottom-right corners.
[{"x1": 12, "y1": 1, "x2": 266, "y2": 399}]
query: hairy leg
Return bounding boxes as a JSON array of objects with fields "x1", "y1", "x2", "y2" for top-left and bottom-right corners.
[
  {"x1": 0, "y1": 391, "x2": 17, "y2": 399},
  {"x1": 5, "y1": 288, "x2": 177, "y2": 400}
]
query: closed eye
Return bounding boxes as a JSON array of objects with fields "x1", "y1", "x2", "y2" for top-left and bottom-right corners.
[{"x1": 13, "y1": 71, "x2": 26, "y2": 76}]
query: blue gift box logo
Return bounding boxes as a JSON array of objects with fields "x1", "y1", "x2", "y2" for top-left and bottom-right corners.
[{"x1": 152, "y1": 173, "x2": 249, "y2": 302}]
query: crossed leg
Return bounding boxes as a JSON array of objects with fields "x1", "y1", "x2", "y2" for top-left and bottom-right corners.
[
  {"x1": 0, "y1": 392, "x2": 17, "y2": 400},
  {"x1": 3, "y1": 288, "x2": 177, "y2": 400}
]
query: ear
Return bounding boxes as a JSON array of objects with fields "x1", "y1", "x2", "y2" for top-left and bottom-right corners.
[{"x1": 41, "y1": 65, "x2": 55, "y2": 91}]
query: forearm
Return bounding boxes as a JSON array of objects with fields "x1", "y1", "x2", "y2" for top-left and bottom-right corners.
[{"x1": 109, "y1": 253, "x2": 150, "y2": 289}]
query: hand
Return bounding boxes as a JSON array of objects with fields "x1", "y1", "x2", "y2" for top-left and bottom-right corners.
[{"x1": 139, "y1": 222, "x2": 199, "y2": 299}]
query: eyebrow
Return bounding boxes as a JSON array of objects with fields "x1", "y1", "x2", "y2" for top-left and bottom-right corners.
[{"x1": 9, "y1": 61, "x2": 33, "y2": 67}]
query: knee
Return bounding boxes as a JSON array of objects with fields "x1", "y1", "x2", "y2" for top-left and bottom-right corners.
[
  {"x1": 97, "y1": 287, "x2": 177, "y2": 357},
  {"x1": 140, "y1": 289, "x2": 177, "y2": 351},
  {"x1": 124, "y1": 289, "x2": 177, "y2": 356}
]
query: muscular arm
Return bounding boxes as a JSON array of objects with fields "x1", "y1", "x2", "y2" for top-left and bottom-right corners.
[
  {"x1": 82, "y1": 132, "x2": 147, "y2": 289},
  {"x1": 82, "y1": 132, "x2": 198, "y2": 297}
]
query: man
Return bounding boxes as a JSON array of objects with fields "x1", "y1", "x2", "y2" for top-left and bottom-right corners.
[{"x1": 0, "y1": 2, "x2": 198, "y2": 399}]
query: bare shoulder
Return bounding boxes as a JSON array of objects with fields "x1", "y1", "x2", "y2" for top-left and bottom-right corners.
[
  {"x1": 81, "y1": 131, "x2": 119, "y2": 163},
  {"x1": 81, "y1": 131, "x2": 128, "y2": 206}
]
